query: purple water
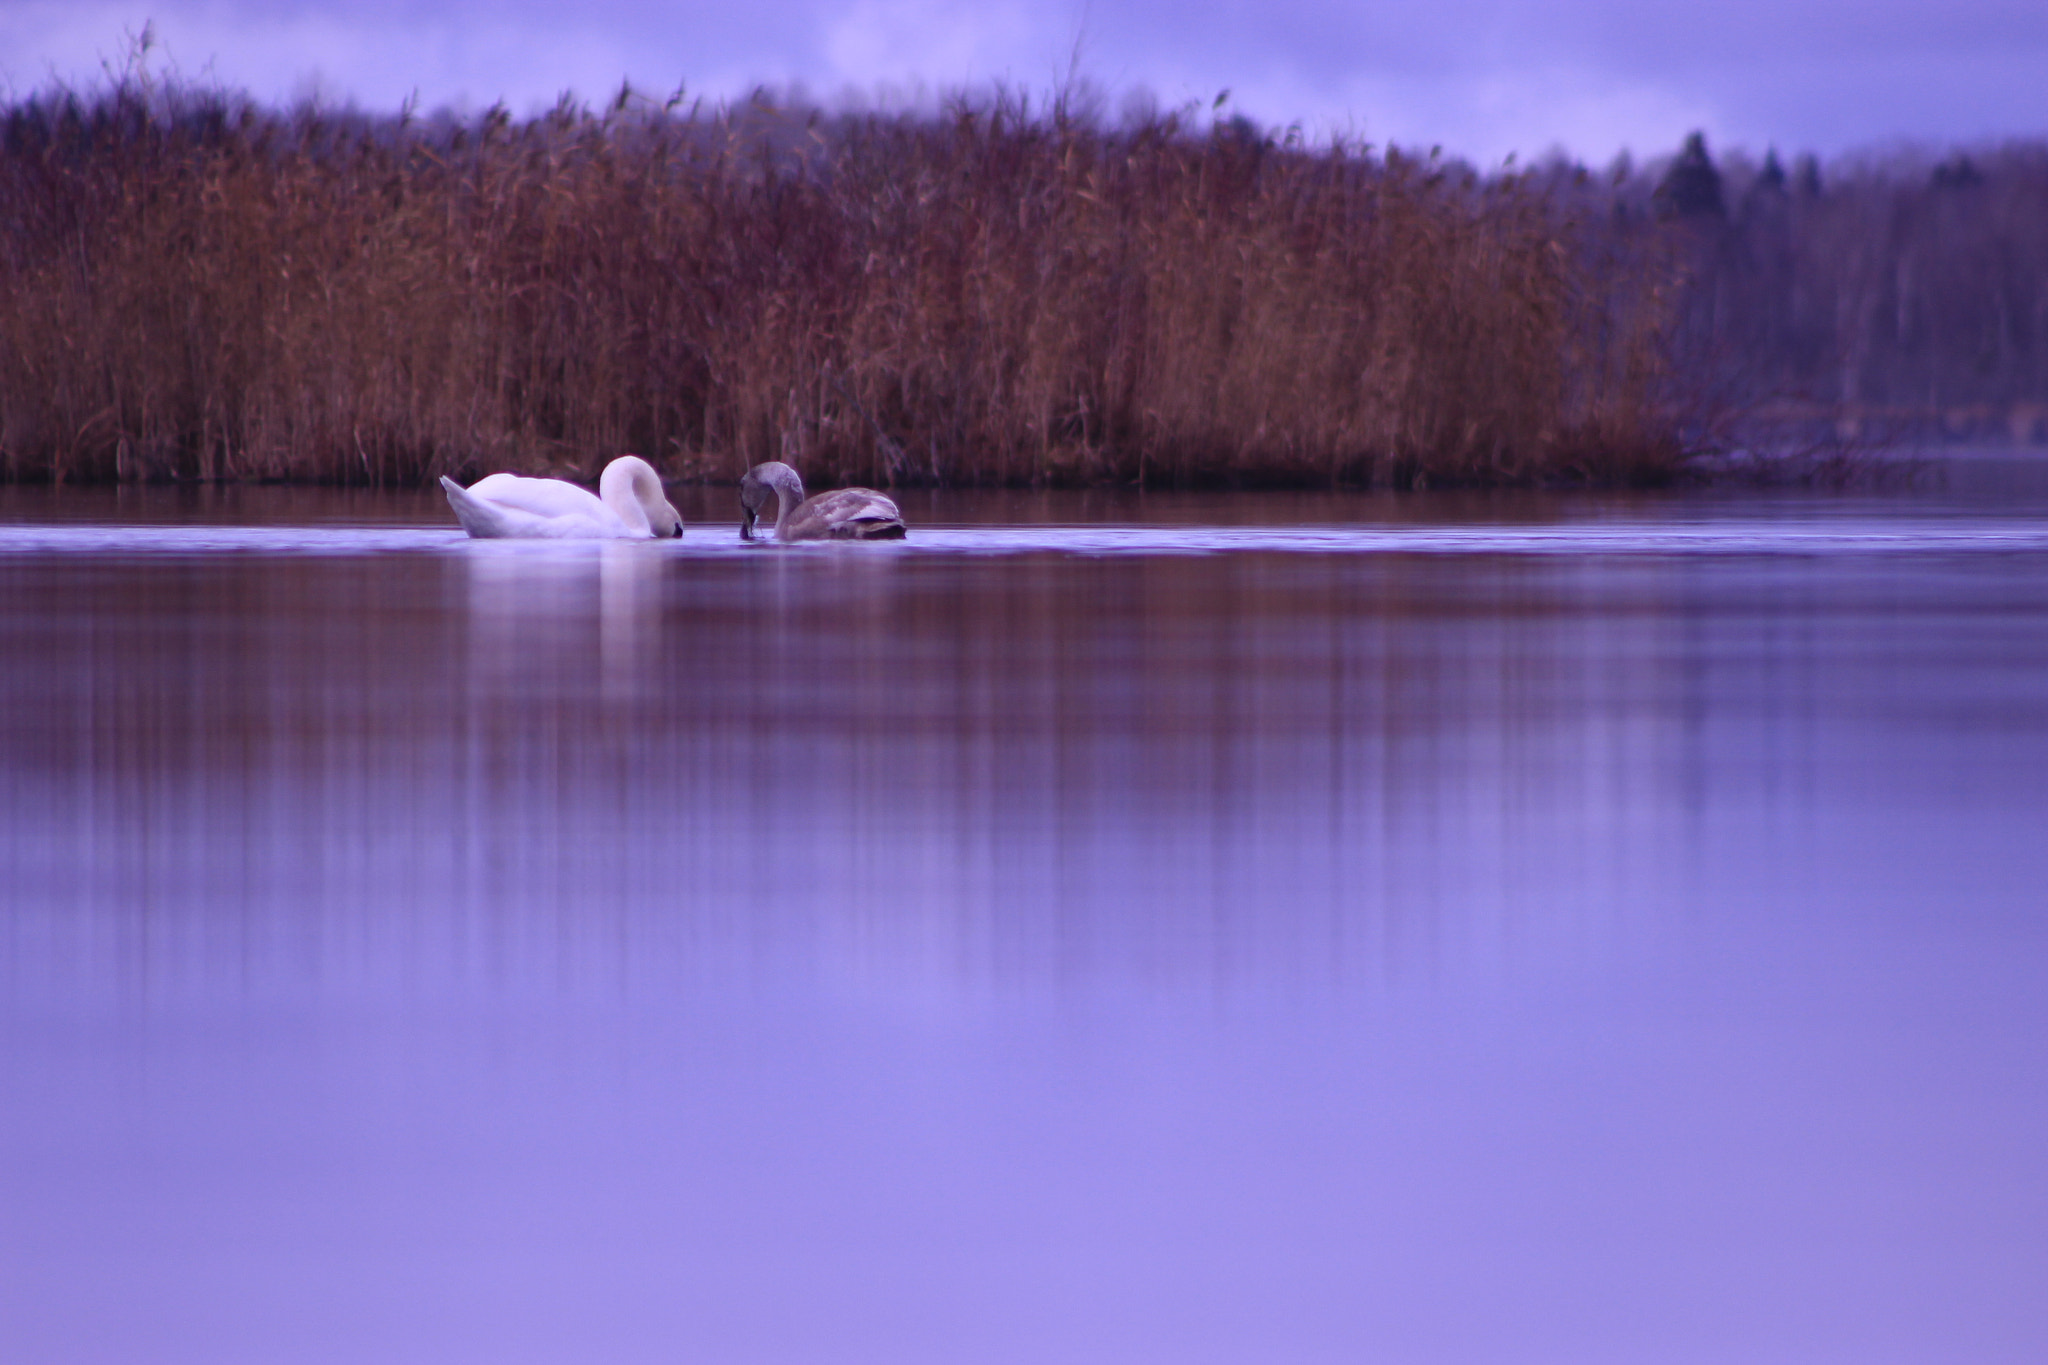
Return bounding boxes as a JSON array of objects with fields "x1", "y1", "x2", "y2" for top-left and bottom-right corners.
[{"x1": 4, "y1": 468, "x2": 2047, "y2": 1362}]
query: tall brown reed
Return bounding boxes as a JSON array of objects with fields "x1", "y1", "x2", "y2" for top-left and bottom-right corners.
[{"x1": 0, "y1": 83, "x2": 1687, "y2": 487}]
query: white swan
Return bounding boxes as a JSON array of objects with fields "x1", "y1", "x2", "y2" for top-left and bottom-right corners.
[
  {"x1": 440, "y1": 455, "x2": 684, "y2": 539},
  {"x1": 739, "y1": 461, "x2": 906, "y2": 541}
]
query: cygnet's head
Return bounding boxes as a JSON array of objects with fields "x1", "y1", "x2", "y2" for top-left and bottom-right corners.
[{"x1": 738, "y1": 462, "x2": 802, "y2": 540}]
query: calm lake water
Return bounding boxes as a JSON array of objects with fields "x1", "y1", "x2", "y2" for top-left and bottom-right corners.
[{"x1": 5, "y1": 460, "x2": 2048, "y2": 1363}]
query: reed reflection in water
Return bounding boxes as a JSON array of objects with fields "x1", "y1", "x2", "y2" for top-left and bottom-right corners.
[
  {"x1": 3, "y1": 488, "x2": 2048, "y2": 1364},
  {"x1": 7, "y1": 543, "x2": 1680, "y2": 1000}
]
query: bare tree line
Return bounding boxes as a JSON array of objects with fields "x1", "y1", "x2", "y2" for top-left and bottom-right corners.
[{"x1": 1611, "y1": 133, "x2": 2048, "y2": 445}]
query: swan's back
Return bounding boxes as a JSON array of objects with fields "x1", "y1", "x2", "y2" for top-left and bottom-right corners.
[
  {"x1": 440, "y1": 474, "x2": 631, "y2": 539},
  {"x1": 785, "y1": 487, "x2": 907, "y2": 541},
  {"x1": 464, "y1": 473, "x2": 612, "y2": 523}
]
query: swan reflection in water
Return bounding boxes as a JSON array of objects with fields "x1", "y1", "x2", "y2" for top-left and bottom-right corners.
[
  {"x1": 441, "y1": 455, "x2": 685, "y2": 540},
  {"x1": 458, "y1": 542, "x2": 669, "y2": 702},
  {"x1": 739, "y1": 461, "x2": 907, "y2": 541}
]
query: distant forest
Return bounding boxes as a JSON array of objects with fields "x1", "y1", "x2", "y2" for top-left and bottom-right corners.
[
  {"x1": 0, "y1": 78, "x2": 2042, "y2": 488},
  {"x1": 1612, "y1": 132, "x2": 2048, "y2": 447}
]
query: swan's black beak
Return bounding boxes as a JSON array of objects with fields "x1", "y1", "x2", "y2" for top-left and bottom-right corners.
[
  {"x1": 671, "y1": 522, "x2": 684, "y2": 538},
  {"x1": 740, "y1": 505, "x2": 756, "y2": 541}
]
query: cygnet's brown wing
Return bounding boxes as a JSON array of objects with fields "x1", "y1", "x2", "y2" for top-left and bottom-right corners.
[{"x1": 786, "y1": 487, "x2": 907, "y2": 540}]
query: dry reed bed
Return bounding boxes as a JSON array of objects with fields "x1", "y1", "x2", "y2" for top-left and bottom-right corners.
[{"x1": 0, "y1": 86, "x2": 1688, "y2": 487}]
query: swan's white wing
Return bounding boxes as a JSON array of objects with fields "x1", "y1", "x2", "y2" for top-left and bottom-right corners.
[
  {"x1": 464, "y1": 473, "x2": 617, "y2": 524},
  {"x1": 441, "y1": 475, "x2": 632, "y2": 539}
]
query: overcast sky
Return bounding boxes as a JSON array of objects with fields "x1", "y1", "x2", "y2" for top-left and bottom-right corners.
[{"x1": 4, "y1": 1, "x2": 2045, "y2": 164}]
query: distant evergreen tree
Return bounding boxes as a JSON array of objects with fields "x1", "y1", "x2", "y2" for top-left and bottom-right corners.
[
  {"x1": 1756, "y1": 149, "x2": 1786, "y2": 191},
  {"x1": 1743, "y1": 148, "x2": 1790, "y2": 219},
  {"x1": 1931, "y1": 154, "x2": 1984, "y2": 189},
  {"x1": 1793, "y1": 154, "x2": 1823, "y2": 197},
  {"x1": 1654, "y1": 131, "x2": 1725, "y2": 219}
]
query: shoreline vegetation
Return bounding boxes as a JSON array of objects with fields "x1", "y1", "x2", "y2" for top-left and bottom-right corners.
[{"x1": 0, "y1": 76, "x2": 2042, "y2": 490}]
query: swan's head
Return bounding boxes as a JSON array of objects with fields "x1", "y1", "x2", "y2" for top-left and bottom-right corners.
[
  {"x1": 739, "y1": 462, "x2": 803, "y2": 540},
  {"x1": 738, "y1": 473, "x2": 768, "y2": 540},
  {"x1": 650, "y1": 500, "x2": 685, "y2": 539}
]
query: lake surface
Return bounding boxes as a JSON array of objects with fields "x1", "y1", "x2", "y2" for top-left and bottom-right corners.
[{"x1": 5, "y1": 460, "x2": 2048, "y2": 1363}]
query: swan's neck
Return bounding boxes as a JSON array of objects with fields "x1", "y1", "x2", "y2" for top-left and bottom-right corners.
[
  {"x1": 599, "y1": 457, "x2": 668, "y2": 537},
  {"x1": 771, "y1": 468, "x2": 806, "y2": 538}
]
